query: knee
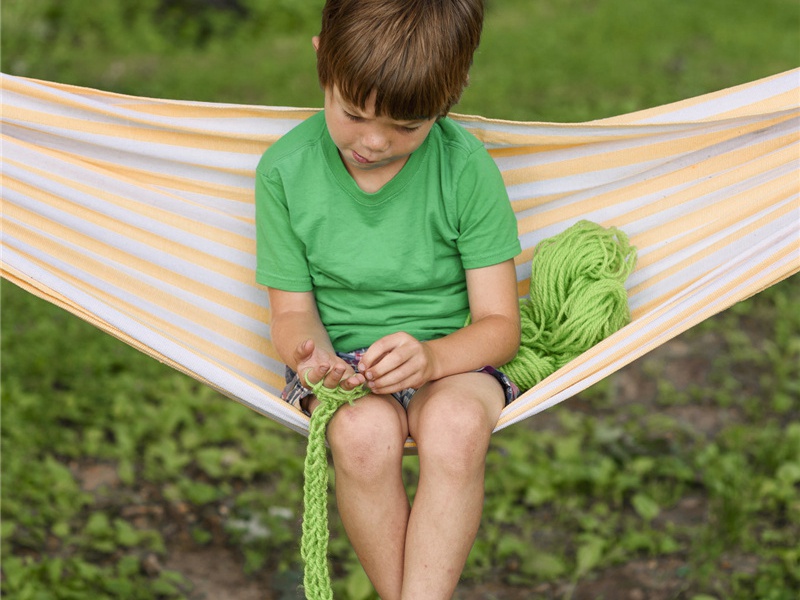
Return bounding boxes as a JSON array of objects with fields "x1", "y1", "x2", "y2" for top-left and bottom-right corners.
[
  {"x1": 415, "y1": 397, "x2": 494, "y2": 477},
  {"x1": 327, "y1": 399, "x2": 405, "y2": 480}
]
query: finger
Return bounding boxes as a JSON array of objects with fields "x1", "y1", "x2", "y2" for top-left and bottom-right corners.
[
  {"x1": 366, "y1": 358, "x2": 416, "y2": 393},
  {"x1": 367, "y1": 377, "x2": 408, "y2": 395},
  {"x1": 357, "y1": 333, "x2": 402, "y2": 372},
  {"x1": 322, "y1": 364, "x2": 347, "y2": 389},
  {"x1": 294, "y1": 338, "x2": 316, "y2": 364},
  {"x1": 362, "y1": 349, "x2": 409, "y2": 383},
  {"x1": 301, "y1": 363, "x2": 330, "y2": 388},
  {"x1": 341, "y1": 372, "x2": 366, "y2": 391}
]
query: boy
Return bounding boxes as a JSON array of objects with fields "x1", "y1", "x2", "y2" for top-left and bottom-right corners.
[{"x1": 255, "y1": 1, "x2": 521, "y2": 597}]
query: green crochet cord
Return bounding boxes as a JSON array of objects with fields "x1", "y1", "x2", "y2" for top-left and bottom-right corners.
[
  {"x1": 299, "y1": 220, "x2": 637, "y2": 597},
  {"x1": 301, "y1": 374, "x2": 369, "y2": 600}
]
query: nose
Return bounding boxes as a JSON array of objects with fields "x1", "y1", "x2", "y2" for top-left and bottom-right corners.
[{"x1": 362, "y1": 128, "x2": 389, "y2": 153}]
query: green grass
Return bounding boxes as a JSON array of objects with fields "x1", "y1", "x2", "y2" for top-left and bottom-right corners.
[{"x1": 2, "y1": 0, "x2": 799, "y2": 598}]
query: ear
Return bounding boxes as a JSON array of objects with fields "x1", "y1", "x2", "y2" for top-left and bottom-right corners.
[{"x1": 312, "y1": 36, "x2": 320, "y2": 52}]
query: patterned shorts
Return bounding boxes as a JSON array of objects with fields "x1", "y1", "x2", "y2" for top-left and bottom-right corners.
[{"x1": 281, "y1": 348, "x2": 520, "y2": 415}]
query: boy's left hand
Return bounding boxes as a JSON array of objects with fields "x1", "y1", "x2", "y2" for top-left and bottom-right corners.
[{"x1": 357, "y1": 332, "x2": 436, "y2": 395}]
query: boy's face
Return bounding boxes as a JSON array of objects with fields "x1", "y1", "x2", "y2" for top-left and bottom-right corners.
[{"x1": 323, "y1": 85, "x2": 435, "y2": 185}]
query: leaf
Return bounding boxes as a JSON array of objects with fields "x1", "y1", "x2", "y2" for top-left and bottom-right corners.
[
  {"x1": 85, "y1": 512, "x2": 112, "y2": 537},
  {"x1": 523, "y1": 551, "x2": 568, "y2": 578},
  {"x1": 632, "y1": 492, "x2": 661, "y2": 521},
  {"x1": 776, "y1": 462, "x2": 800, "y2": 484},
  {"x1": 116, "y1": 555, "x2": 141, "y2": 577},
  {"x1": 104, "y1": 577, "x2": 135, "y2": 597},
  {"x1": 117, "y1": 459, "x2": 136, "y2": 485},
  {"x1": 620, "y1": 529, "x2": 657, "y2": 553},
  {"x1": 575, "y1": 535, "x2": 606, "y2": 578},
  {"x1": 344, "y1": 565, "x2": 376, "y2": 600},
  {"x1": 2, "y1": 556, "x2": 27, "y2": 590},
  {"x1": 46, "y1": 557, "x2": 64, "y2": 584},
  {"x1": 196, "y1": 447, "x2": 225, "y2": 478},
  {"x1": 182, "y1": 480, "x2": 222, "y2": 506},
  {"x1": 1, "y1": 519, "x2": 17, "y2": 539},
  {"x1": 114, "y1": 519, "x2": 142, "y2": 547},
  {"x1": 151, "y1": 570, "x2": 188, "y2": 597},
  {"x1": 52, "y1": 521, "x2": 71, "y2": 538}
]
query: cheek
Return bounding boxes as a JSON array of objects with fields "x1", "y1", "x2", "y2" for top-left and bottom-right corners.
[
  {"x1": 403, "y1": 125, "x2": 434, "y2": 152},
  {"x1": 325, "y1": 110, "x2": 350, "y2": 135},
  {"x1": 326, "y1": 121, "x2": 353, "y2": 148},
  {"x1": 401, "y1": 134, "x2": 428, "y2": 154}
]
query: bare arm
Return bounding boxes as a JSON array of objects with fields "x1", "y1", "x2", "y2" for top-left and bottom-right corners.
[
  {"x1": 428, "y1": 259, "x2": 521, "y2": 376},
  {"x1": 357, "y1": 259, "x2": 520, "y2": 394},
  {"x1": 268, "y1": 288, "x2": 363, "y2": 389}
]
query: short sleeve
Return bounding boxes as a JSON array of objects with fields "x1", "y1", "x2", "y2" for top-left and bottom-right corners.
[
  {"x1": 255, "y1": 168, "x2": 313, "y2": 291},
  {"x1": 455, "y1": 147, "x2": 521, "y2": 269}
]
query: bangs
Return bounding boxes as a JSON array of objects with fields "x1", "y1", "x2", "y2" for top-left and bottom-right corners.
[{"x1": 336, "y1": 55, "x2": 458, "y2": 121}]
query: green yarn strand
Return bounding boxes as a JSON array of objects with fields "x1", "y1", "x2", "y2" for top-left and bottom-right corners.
[
  {"x1": 301, "y1": 374, "x2": 369, "y2": 600},
  {"x1": 502, "y1": 220, "x2": 637, "y2": 392}
]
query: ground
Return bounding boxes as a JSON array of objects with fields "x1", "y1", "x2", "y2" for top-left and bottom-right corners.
[{"x1": 69, "y1": 329, "x2": 755, "y2": 600}]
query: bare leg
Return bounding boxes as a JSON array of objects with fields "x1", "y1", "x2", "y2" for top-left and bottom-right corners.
[
  {"x1": 401, "y1": 373, "x2": 504, "y2": 600},
  {"x1": 321, "y1": 394, "x2": 410, "y2": 600}
]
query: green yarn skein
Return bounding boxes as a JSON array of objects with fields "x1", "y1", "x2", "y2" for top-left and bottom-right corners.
[
  {"x1": 500, "y1": 220, "x2": 637, "y2": 392},
  {"x1": 301, "y1": 374, "x2": 369, "y2": 600}
]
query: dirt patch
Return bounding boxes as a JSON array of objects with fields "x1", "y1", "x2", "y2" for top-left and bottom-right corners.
[
  {"x1": 570, "y1": 557, "x2": 690, "y2": 600},
  {"x1": 75, "y1": 462, "x2": 121, "y2": 492},
  {"x1": 164, "y1": 547, "x2": 268, "y2": 600},
  {"x1": 663, "y1": 404, "x2": 741, "y2": 439}
]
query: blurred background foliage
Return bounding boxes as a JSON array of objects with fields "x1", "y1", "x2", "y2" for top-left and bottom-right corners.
[
  {"x1": 3, "y1": 0, "x2": 798, "y2": 118},
  {"x1": 2, "y1": 0, "x2": 799, "y2": 599}
]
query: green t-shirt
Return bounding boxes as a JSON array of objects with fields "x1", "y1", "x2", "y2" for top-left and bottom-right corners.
[{"x1": 255, "y1": 111, "x2": 521, "y2": 352}]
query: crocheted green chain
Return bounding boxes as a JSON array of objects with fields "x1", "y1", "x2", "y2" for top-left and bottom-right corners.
[
  {"x1": 299, "y1": 220, "x2": 637, "y2": 597},
  {"x1": 301, "y1": 374, "x2": 369, "y2": 600}
]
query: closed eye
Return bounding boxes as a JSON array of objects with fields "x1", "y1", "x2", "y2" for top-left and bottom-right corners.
[{"x1": 343, "y1": 111, "x2": 363, "y2": 123}]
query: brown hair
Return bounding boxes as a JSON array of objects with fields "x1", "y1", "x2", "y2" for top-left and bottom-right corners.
[{"x1": 316, "y1": 0, "x2": 484, "y2": 119}]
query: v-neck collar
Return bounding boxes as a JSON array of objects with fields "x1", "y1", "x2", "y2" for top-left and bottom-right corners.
[{"x1": 321, "y1": 119, "x2": 430, "y2": 205}]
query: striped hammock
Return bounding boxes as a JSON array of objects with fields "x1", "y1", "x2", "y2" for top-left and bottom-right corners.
[{"x1": 2, "y1": 71, "x2": 798, "y2": 442}]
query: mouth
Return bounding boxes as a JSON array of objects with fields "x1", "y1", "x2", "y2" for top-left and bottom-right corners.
[{"x1": 352, "y1": 151, "x2": 374, "y2": 164}]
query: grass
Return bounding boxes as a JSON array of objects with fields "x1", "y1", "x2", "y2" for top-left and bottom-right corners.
[{"x1": 2, "y1": 0, "x2": 799, "y2": 598}]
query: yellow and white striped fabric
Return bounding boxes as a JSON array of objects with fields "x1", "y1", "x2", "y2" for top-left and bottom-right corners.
[{"x1": 2, "y1": 71, "x2": 798, "y2": 439}]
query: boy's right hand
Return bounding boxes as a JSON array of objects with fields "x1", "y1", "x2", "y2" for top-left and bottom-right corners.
[{"x1": 294, "y1": 339, "x2": 365, "y2": 391}]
